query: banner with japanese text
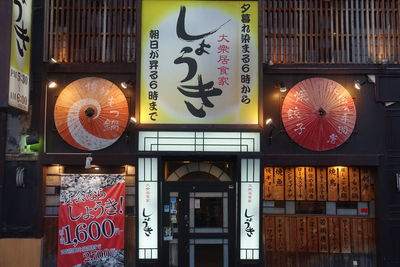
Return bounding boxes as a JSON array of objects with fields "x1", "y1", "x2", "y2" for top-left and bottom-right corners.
[
  {"x1": 138, "y1": 181, "x2": 158, "y2": 259},
  {"x1": 240, "y1": 182, "x2": 260, "y2": 259},
  {"x1": 57, "y1": 174, "x2": 125, "y2": 267},
  {"x1": 140, "y1": 0, "x2": 258, "y2": 124},
  {"x1": 9, "y1": 0, "x2": 32, "y2": 112}
]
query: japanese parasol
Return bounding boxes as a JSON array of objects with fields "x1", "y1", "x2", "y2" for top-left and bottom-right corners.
[
  {"x1": 281, "y1": 77, "x2": 356, "y2": 151},
  {"x1": 54, "y1": 77, "x2": 129, "y2": 151}
]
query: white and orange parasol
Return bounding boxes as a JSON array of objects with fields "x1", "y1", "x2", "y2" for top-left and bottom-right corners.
[
  {"x1": 281, "y1": 78, "x2": 356, "y2": 151},
  {"x1": 54, "y1": 77, "x2": 129, "y2": 151}
]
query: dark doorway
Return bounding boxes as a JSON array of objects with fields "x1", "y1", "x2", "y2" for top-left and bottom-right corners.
[{"x1": 161, "y1": 173, "x2": 235, "y2": 267}]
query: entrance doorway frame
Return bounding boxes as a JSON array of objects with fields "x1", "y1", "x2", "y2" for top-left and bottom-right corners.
[
  {"x1": 136, "y1": 130, "x2": 262, "y2": 267},
  {"x1": 161, "y1": 179, "x2": 236, "y2": 267}
]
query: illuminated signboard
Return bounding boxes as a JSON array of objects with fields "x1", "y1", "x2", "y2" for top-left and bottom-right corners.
[
  {"x1": 141, "y1": 0, "x2": 258, "y2": 124},
  {"x1": 9, "y1": 0, "x2": 32, "y2": 112},
  {"x1": 240, "y1": 158, "x2": 260, "y2": 260},
  {"x1": 138, "y1": 158, "x2": 158, "y2": 259}
]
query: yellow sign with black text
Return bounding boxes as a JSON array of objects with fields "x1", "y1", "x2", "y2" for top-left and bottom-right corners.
[
  {"x1": 140, "y1": 0, "x2": 258, "y2": 124},
  {"x1": 9, "y1": 0, "x2": 32, "y2": 112}
]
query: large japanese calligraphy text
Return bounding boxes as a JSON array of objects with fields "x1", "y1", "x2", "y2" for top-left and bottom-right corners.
[{"x1": 140, "y1": 0, "x2": 259, "y2": 124}]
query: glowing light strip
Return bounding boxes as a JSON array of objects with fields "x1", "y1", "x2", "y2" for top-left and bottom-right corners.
[
  {"x1": 139, "y1": 131, "x2": 260, "y2": 152},
  {"x1": 138, "y1": 158, "x2": 158, "y2": 259},
  {"x1": 240, "y1": 158, "x2": 260, "y2": 260}
]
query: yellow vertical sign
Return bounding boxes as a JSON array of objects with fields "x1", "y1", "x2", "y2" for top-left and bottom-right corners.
[{"x1": 9, "y1": 0, "x2": 32, "y2": 112}]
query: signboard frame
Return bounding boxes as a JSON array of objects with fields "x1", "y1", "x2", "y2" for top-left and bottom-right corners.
[
  {"x1": 140, "y1": 0, "x2": 259, "y2": 125},
  {"x1": 8, "y1": 0, "x2": 32, "y2": 112}
]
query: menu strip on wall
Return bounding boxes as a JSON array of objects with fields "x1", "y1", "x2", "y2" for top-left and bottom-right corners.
[
  {"x1": 275, "y1": 216, "x2": 286, "y2": 251},
  {"x1": 328, "y1": 217, "x2": 340, "y2": 253},
  {"x1": 295, "y1": 167, "x2": 306, "y2": 200},
  {"x1": 306, "y1": 167, "x2": 316, "y2": 200},
  {"x1": 317, "y1": 167, "x2": 328, "y2": 201},
  {"x1": 360, "y1": 168, "x2": 371, "y2": 201},
  {"x1": 263, "y1": 216, "x2": 375, "y2": 254},
  {"x1": 307, "y1": 217, "x2": 319, "y2": 252},
  {"x1": 338, "y1": 167, "x2": 349, "y2": 201},
  {"x1": 264, "y1": 217, "x2": 275, "y2": 251},
  {"x1": 274, "y1": 167, "x2": 284, "y2": 200},
  {"x1": 340, "y1": 218, "x2": 351, "y2": 253},
  {"x1": 296, "y1": 217, "x2": 307, "y2": 252},
  {"x1": 285, "y1": 167, "x2": 295, "y2": 200},
  {"x1": 327, "y1": 167, "x2": 338, "y2": 201},
  {"x1": 349, "y1": 167, "x2": 360, "y2": 201},
  {"x1": 318, "y1": 217, "x2": 329, "y2": 253},
  {"x1": 264, "y1": 167, "x2": 274, "y2": 200}
]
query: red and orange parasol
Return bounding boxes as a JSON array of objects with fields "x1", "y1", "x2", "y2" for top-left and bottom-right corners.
[
  {"x1": 54, "y1": 77, "x2": 129, "y2": 151},
  {"x1": 281, "y1": 78, "x2": 356, "y2": 151}
]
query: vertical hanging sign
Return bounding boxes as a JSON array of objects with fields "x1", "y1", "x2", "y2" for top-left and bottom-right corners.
[
  {"x1": 57, "y1": 174, "x2": 125, "y2": 267},
  {"x1": 138, "y1": 158, "x2": 158, "y2": 259},
  {"x1": 263, "y1": 167, "x2": 273, "y2": 200},
  {"x1": 140, "y1": 0, "x2": 258, "y2": 124},
  {"x1": 240, "y1": 158, "x2": 260, "y2": 260},
  {"x1": 9, "y1": 0, "x2": 32, "y2": 112}
]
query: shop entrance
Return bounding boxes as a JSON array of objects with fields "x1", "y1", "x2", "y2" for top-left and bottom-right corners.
[{"x1": 161, "y1": 163, "x2": 236, "y2": 267}]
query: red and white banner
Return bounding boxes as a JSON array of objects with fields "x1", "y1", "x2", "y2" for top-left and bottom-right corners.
[{"x1": 57, "y1": 174, "x2": 125, "y2": 267}]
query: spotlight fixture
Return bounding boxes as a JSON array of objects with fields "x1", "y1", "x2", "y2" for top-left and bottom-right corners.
[
  {"x1": 354, "y1": 80, "x2": 363, "y2": 90},
  {"x1": 274, "y1": 80, "x2": 287, "y2": 93},
  {"x1": 130, "y1": 116, "x2": 137, "y2": 124},
  {"x1": 50, "y1": 58, "x2": 58, "y2": 64},
  {"x1": 48, "y1": 81, "x2": 58, "y2": 88},
  {"x1": 265, "y1": 118, "x2": 278, "y2": 144},
  {"x1": 278, "y1": 82, "x2": 287, "y2": 93},
  {"x1": 120, "y1": 80, "x2": 134, "y2": 89},
  {"x1": 354, "y1": 74, "x2": 376, "y2": 90},
  {"x1": 120, "y1": 82, "x2": 128, "y2": 89}
]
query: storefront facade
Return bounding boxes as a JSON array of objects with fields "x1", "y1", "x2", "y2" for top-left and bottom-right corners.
[{"x1": 1, "y1": 1, "x2": 400, "y2": 267}]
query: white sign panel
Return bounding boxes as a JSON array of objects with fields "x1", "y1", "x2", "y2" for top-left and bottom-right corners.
[
  {"x1": 138, "y1": 181, "x2": 158, "y2": 259},
  {"x1": 240, "y1": 182, "x2": 260, "y2": 260},
  {"x1": 9, "y1": 0, "x2": 32, "y2": 112}
]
